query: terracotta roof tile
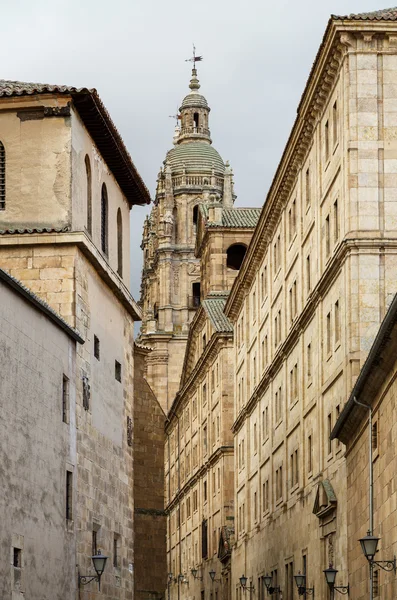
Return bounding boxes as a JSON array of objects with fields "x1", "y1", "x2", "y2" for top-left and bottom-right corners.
[
  {"x1": 202, "y1": 295, "x2": 233, "y2": 333},
  {"x1": 333, "y1": 7, "x2": 397, "y2": 20},
  {"x1": 0, "y1": 226, "x2": 70, "y2": 235}
]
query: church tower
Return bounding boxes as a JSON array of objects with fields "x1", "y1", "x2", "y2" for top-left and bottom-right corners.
[{"x1": 139, "y1": 66, "x2": 235, "y2": 412}]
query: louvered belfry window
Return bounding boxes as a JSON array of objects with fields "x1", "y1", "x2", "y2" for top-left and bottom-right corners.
[{"x1": 0, "y1": 142, "x2": 5, "y2": 210}]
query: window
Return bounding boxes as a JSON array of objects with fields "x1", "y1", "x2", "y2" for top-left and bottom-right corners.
[
  {"x1": 204, "y1": 480, "x2": 207, "y2": 502},
  {"x1": 308, "y1": 435, "x2": 313, "y2": 474},
  {"x1": 0, "y1": 141, "x2": 5, "y2": 211},
  {"x1": 92, "y1": 528, "x2": 98, "y2": 556},
  {"x1": 62, "y1": 375, "x2": 70, "y2": 424},
  {"x1": 328, "y1": 414, "x2": 332, "y2": 455},
  {"x1": 307, "y1": 343, "x2": 312, "y2": 379},
  {"x1": 187, "y1": 497, "x2": 191, "y2": 518},
  {"x1": 203, "y1": 383, "x2": 207, "y2": 404},
  {"x1": 85, "y1": 155, "x2": 92, "y2": 234},
  {"x1": 326, "y1": 312, "x2": 331, "y2": 355},
  {"x1": 372, "y1": 420, "x2": 378, "y2": 453},
  {"x1": 193, "y1": 490, "x2": 198, "y2": 511},
  {"x1": 334, "y1": 199, "x2": 339, "y2": 243},
  {"x1": 13, "y1": 548, "x2": 21, "y2": 568},
  {"x1": 218, "y1": 467, "x2": 220, "y2": 490},
  {"x1": 202, "y1": 520, "x2": 208, "y2": 559},
  {"x1": 288, "y1": 199, "x2": 296, "y2": 242},
  {"x1": 254, "y1": 491, "x2": 258, "y2": 522},
  {"x1": 306, "y1": 255, "x2": 311, "y2": 294},
  {"x1": 66, "y1": 471, "x2": 73, "y2": 521},
  {"x1": 262, "y1": 480, "x2": 269, "y2": 513},
  {"x1": 113, "y1": 534, "x2": 119, "y2": 568},
  {"x1": 253, "y1": 422, "x2": 258, "y2": 453},
  {"x1": 325, "y1": 215, "x2": 330, "y2": 257},
  {"x1": 101, "y1": 183, "x2": 108, "y2": 254},
  {"x1": 117, "y1": 208, "x2": 123, "y2": 277},
  {"x1": 276, "y1": 466, "x2": 283, "y2": 501},
  {"x1": 333, "y1": 100, "x2": 338, "y2": 146},
  {"x1": 193, "y1": 204, "x2": 199, "y2": 232},
  {"x1": 275, "y1": 385, "x2": 282, "y2": 423},
  {"x1": 305, "y1": 167, "x2": 310, "y2": 207},
  {"x1": 325, "y1": 120, "x2": 329, "y2": 161},
  {"x1": 252, "y1": 291, "x2": 256, "y2": 322},
  {"x1": 227, "y1": 244, "x2": 247, "y2": 270},
  {"x1": 336, "y1": 405, "x2": 341, "y2": 448},
  {"x1": 192, "y1": 282, "x2": 201, "y2": 307},
  {"x1": 115, "y1": 360, "x2": 122, "y2": 382},
  {"x1": 94, "y1": 335, "x2": 100, "y2": 360},
  {"x1": 203, "y1": 423, "x2": 208, "y2": 453},
  {"x1": 335, "y1": 300, "x2": 340, "y2": 344},
  {"x1": 193, "y1": 112, "x2": 199, "y2": 129}
]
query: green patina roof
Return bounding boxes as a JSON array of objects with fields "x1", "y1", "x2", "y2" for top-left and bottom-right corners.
[
  {"x1": 180, "y1": 92, "x2": 209, "y2": 110},
  {"x1": 201, "y1": 206, "x2": 261, "y2": 228},
  {"x1": 166, "y1": 142, "x2": 225, "y2": 175},
  {"x1": 202, "y1": 295, "x2": 233, "y2": 333},
  {"x1": 334, "y1": 7, "x2": 397, "y2": 20}
]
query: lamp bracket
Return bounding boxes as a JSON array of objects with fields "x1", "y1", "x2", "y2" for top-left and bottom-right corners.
[
  {"x1": 78, "y1": 574, "x2": 99, "y2": 588},
  {"x1": 334, "y1": 585, "x2": 349, "y2": 595},
  {"x1": 298, "y1": 586, "x2": 314, "y2": 597},
  {"x1": 242, "y1": 585, "x2": 255, "y2": 592},
  {"x1": 268, "y1": 585, "x2": 281, "y2": 595},
  {"x1": 372, "y1": 557, "x2": 397, "y2": 573}
]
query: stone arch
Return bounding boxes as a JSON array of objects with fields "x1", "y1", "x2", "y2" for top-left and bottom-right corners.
[{"x1": 226, "y1": 243, "x2": 247, "y2": 270}]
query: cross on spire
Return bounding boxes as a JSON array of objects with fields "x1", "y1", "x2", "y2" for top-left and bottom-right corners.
[
  {"x1": 169, "y1": 107, "x2": 181, "y2": 125},
  {"x1": 185, "y1": 44, "x2": 203, "y2": 68}
]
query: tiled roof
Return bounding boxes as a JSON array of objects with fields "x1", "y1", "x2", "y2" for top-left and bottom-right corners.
[
  {"x1": 333, "y1": 7, "x2": 397, "y2": 20},
  {"x1": 202, "y1": 295, "x2": 233, "y2": 333},
  {"x1": 0, "y1": 267, "x2": 83, "y2": 343},
  {"x1": 167, "y1": 142, "x2": 225, "y2": 175},
  {"x1": 0, "y1": 226, "x2": 70, "y2": 235},
  {"x1": 0, "y1": 80, "x2": 150, "y2": 206},
  {"x1": 201, "y1": 206, "x2": 261, "y2": 228}
]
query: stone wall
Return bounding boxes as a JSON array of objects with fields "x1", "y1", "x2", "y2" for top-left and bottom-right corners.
[{"x1": 134, "y1": 345, "x2": 167, "y2": 600}]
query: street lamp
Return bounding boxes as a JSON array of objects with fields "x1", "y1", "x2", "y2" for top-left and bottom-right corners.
[
  {"x1": 209, "y1": 570, "x2": 221, "y2": 583},
  {"x1": 78, "y1": 550, "x2": 108, "y2": 591},
  {"x1": 323, "y1": 565, "x2": 349, "y2": 595},
  {"x1": 191, "y1": 568, "x2": 203, "y2": 581},
  {"x1": 240, "y1": 575, "x2": 255, "y2": 592},
  {"x1": 359, "y1": 531, "x2": 397, "y2": 572},
  {"x1": 294, "y1": 571, "x2": 314, "y2": 597},
  {"x1": 263, "y1": 573, "x2": 281, "y2": 595}
]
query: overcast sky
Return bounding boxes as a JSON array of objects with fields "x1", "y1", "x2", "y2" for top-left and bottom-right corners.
[{"x1": 2, "y1": 0, "x2": 384, "y2": 299}]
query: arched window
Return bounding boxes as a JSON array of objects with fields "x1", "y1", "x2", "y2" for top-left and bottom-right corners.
[
  {"x1": 101, "y1": 183, "x2": 108, "y2": 254},
  {"x1": 226, "y1": 244, "x2": 247, "y2": 270},
  {"x1": 193, "y1": 204, "x2": 199, "y2": 233},
  {"x1": 85, "y1": 155, "x2": 92, "y2": 234},
  {"x1": 0, "y1": 141, "x2": 5, "y2": 210},
  {"x1": 117, "y1": 208, "x2": 123, "y2": 277},
  {"x1": 193, "y1": 112, "x2": 199, "y2": 129},
  {"x1": 192, "y1": 282, "x2": 201, "y2": 307}
]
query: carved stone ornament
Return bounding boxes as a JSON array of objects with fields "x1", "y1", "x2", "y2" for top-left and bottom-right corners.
[{"x1": 187, "y1": 262, "x2": 200, "y2": 276}]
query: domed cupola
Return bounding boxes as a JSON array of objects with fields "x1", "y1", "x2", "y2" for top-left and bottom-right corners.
[{"x1": 165, "y1": 67, "x2": 225, "y2": 191}]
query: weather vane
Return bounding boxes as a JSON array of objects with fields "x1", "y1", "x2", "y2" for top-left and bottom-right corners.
[
  {"x1": 185, "y1": 44, "x2": 203, "y2": 67},
  {"x1": 169, "y1": 106, "x2": 181, "y2": 125}
]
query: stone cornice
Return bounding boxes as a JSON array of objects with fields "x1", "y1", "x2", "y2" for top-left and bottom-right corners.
[
  {"x1": 0, "y1": 231, "x2": 142, "y2": 321},
  {"x1": 165, "y1": 445, "x2": 234, "y2": 513},
  {"x1": 231, "y1": 236, "x2": 397, "y2": 433},
  {"x1": 224, "y1": 23, "x2": 360, "y2": 322}
]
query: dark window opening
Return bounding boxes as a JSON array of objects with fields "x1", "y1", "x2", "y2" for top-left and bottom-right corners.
[
  {"x1": 66, "y1": 471, "x2": 73, "y2": 520},
  {"x1": 154, "y1": 303, "x2": 159, "y2": 319},
  {"x1": 85, "y1": 155, "x2": 92, "y2": 234},
  {"x1": 62, "y1": 375, "x2": 69, "y2": 424},
  {"x1": 94, "y1": 335, "x2": 100, "y2": 360},
  {"x1": 13, "y1": 548, "x2": 21, "y2": 568},
  {"x1": 92, "y1": 529, "x2": 98, "y2": 555},
  {"x1": 194, "y1": 112, "x2": 199, "y2": 129},
  {"x1": 202, "y1": 519, "x2": 208, "y2": 559},
  {"x1": 101, "y1": 183, "x2": 108, "y2": 254},
  {"x1": 192, "y1": 282, "x2": 201, "y2": 307},
  {"x1": 193, "y1": 204, "x2": 199, "y2": 230},
  {"x1": 117, "y1": 208, "x2": 123, "y2": 277},
  {"x1": 227, "y1": 244, "x2": 247, "y2": 270},
  {"x1": 113, "y1": 534, "x2": 119, "y2": 568},
  {"x1": 115, "y1": 360, "x2": 122, "y2": 382}
]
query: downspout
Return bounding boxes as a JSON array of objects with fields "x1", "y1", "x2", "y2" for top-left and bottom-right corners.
[{"x1": 354, "y1": 396, "x2": 373, "y2": 600}]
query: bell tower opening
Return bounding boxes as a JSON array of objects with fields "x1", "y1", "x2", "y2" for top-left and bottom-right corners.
[
  {"x1": 227, "y1": 244, "x2": 247, "y2": 270},
  {"x1": 192, "y1": 282, "x2": 201, "y2": 307},
  {"x1": 193, "y1": 112, "x2": 199, "y2": 130}
]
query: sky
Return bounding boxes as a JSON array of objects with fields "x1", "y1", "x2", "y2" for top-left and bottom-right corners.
[{"x1": 2, "y1": 0, "x2": 385, "y2": 299}]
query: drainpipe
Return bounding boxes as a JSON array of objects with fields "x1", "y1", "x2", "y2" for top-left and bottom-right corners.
[{"x1": 353, "y1": 397, "x2": 373, "y2": 600}]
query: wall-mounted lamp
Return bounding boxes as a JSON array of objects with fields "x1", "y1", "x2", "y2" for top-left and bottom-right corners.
[
  {"x1": 209, "y1": 570, "x2": 221, "y2": 583},
  {"x1": 78, "y1": 550, "x2": 108, "y2": 591},
  {"x1": 168, "y1": 572, "x2": 174, "y2": 583},
  {"x1": 323, "y1": 565, "x2": 349, "y2": 595},
  {"x1": 263, "y1": 573, "x2": 281, "y2": 595},
  {"x1": 240, "y1": 575, "x2": 255, "y2": 592},
  {"x1": 178, "y1": 573, "x2": 189, "y2": 585},
  {"x1": 294, "y1": 572, "x2": 314, "y2": 597},
  {"x1": 191, "y1": 568, "x2": 203, "y2": 581},
  {"x1": 359, "y1": 532, "x2": 397, "y2": 573}
]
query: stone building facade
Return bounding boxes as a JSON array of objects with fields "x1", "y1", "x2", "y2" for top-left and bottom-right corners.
[
  {"x1": 0, "y1": 80, "x2": 150, "y2": 599},
  {"x1": 223, "y1": 7, "x2": 397, "y2": 599},
  {"x1": 0, "y1": 267, "x2": 82, "y2": 600},
  {"x1": 332, "y1": 293, "x2": 397, "y2": 600}
]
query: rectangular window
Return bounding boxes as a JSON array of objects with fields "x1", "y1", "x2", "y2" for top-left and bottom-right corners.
[
  {"x1": 204, "y1": 480, "x2": 207, "y2": 502},
  {"x1": 262, "y1": 479, "x2": 269, "y2": 513},
  {"x1": 333, "y1": 100, "x2": 338, "y2": 146},
  {"x1": 254, "y1": 422, "x2": 258, "y2": 453},
  {"x1": 326, "y1": 312, "x2": 331, "y2": 355},
  {"x1": 253, "y1": 355, "x2": 257, "y2": 388},
  {"x1": 62, "y1": 375, "x2": 69, "y2": 424},
  {"x1": 113, "y1": 534, "x2": 119, "y2": 568},
  {"x1": 334, "y1": 199, "x2": 339, "y2": 243},
  {"x1": 193, "y1": 490, "x2": 198, "y2": 511},
  {"x1": 203, "y1": 333, "x2": 206, "y2": 349},
  {"x1": 252, "y1": 291, "x2": 256, "y2": 322},
  {"x1": 336, "y1": 405, "x2": 341, "y2": 448},
  {"x1": 254, "y1": 491, "x2": 258, "y2": 522},
  {"x1": 306, "y1": 255, "x2": 311, "y2": 294},
  {"x1": 325, "y1": 215, "x2": 330, "y2": 257},
  {"x1": 307, "y1": 343, "x2": 312, "y2": 379},
  {"x1": 66, "y1": 471, "x2": 73, "y2": 521},
  {"x1": 92, "y1": 527, "x2": 98, "y2": 555},
  {"x1": 115, "y1": 360, "x2": 122, "y2": 382},
  {"x1": 203, "y1": 383, "x2": 207, "y2": 404},
  {"x1": 13, "y1": 548, "x2": 21, "y2": 568},
  {"x1": 306, "y1": 167, "x2": 310, "y2": 206},
  {"x1": 202, "y1": 519, "x2": 208, "y2": 559},
  {"x1": 308, "y1": 435, "x2": 313, "y2": 474},
  {"x1": 325, "y1": 120, "x2": 329, "y2": 161},
  {"x1": 328, "y1": 414, "x2": 332, "y2": 455},
  {"x1": 372, "y1": 420, "x2": 378, "y2": 452},
  {"x1": 203, "y1": 424, "x2": 207, "y2": 454},
  {"x1": 335, "y1": 300, "x2": 340, "y2": 344},
  {"x1": 94, "y1": 335, "x2": 100, "y2": 360}
]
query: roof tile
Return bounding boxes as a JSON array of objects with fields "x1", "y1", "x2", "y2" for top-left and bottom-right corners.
[
  {"x1": 202, "y1": 296, "x2": 233, "y2": 333},
  {"x1": 333, "y1": 7, "x2": 397, "y2": 20}
]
